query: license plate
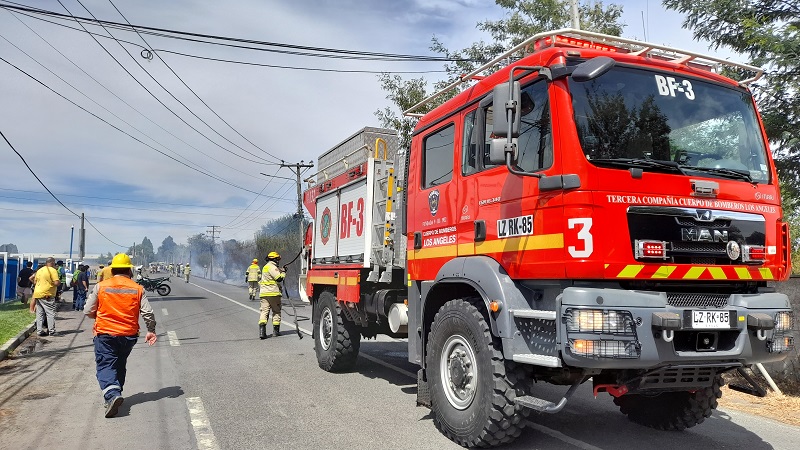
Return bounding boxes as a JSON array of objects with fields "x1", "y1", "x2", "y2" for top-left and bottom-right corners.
[
  {"x1": 691, "y1": 310, "x2": 731, "y2": 329},
  {"x1": 497, "y1": 215, "x2": 533, "y2": 238}
]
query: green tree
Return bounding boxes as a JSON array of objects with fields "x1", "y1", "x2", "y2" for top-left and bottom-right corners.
[
  {"x1": 663, "y1": 0, "x2": 800, "y2": 271},
  {"x1": 376, "y1": 0, "x2": 625, "y2": 150},
  {"x1": 156, "y1": 236, "x2": 178, "y2": 261}
]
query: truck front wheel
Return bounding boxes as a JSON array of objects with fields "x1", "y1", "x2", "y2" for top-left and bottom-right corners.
[
  {"x1": 613, "y1": 375, "x2": 723, "y2": 430},
  {"x1": 314, "y1": 291, "x2": 360, "y2": 372},
  {"x1": 426, "y1": 298, "x2": 525, "y2": 447}
]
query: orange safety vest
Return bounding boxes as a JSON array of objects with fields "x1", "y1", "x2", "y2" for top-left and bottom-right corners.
[{"x1": 94, "y1": 276, "x2": 145, "y2": 337}]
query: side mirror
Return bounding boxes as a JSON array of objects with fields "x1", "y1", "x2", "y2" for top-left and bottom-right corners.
[
  {"x1": 571, "y1": 56, "x2": 615, "y2": 82},
  {"x1": 488, "y1": 138, "x2": 517, "y2": 165},
  {"x1": 492, "y1": 81, "x2": 520, "y2": 138}
]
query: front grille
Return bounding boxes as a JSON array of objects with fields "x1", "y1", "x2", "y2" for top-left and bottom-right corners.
[
  {"x1": 667, "y1": 293, "x2": 729, "y2": 308},
  {"x1": 671, "y1": 242, "x2": 726, "y2": 253},
  {"x1": 675, "y1": 218, "x2": 730, "y2": 228}
]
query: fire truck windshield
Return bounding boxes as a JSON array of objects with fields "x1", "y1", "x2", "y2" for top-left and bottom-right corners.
[{"x1": 569, "y1": 65, "x2": 770, "y2": 183}]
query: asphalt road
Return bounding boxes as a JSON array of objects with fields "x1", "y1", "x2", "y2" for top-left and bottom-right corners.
[{"x1": 1, "y1": 275, "x2": 798, "y2": 449}]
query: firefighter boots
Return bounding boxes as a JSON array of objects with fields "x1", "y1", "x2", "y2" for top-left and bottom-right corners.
[
  {"x1": 259, "y1": 323, "x2": 267, "y2": 340},
  {"x1": 273, "y1": 324, "x2": 280, "y2": 337}
]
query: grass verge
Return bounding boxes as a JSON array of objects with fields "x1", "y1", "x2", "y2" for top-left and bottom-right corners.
[{"x1": 0, "y1": 301, "x2": 35, "y2": 345}]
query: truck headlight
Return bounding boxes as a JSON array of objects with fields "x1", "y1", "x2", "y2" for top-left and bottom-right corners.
[
  {"x1": 569, "y1": 339, "x2": 641, "y2": 358},
  {"x1": 768, "y1": 335, "x2": 795, "y2": 353},
  {"x1": 775, "y1": 311, "x2": 793, "y2": 331},
  {"x1": 565, "y1": 309, "x2": 636, "y2": 335}
]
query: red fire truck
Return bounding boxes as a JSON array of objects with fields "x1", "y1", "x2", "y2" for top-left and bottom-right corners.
[{"x1": 300, "y1": 29, "x2": 794, "y2": 447}]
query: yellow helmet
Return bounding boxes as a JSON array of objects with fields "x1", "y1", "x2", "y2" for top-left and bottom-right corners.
[
  {"x1": 110, "y1": 253, "x2": 134, "y2": 269},
  {"x1": 252, "y1": 259, "x2": 258, "y2": 264},
  {"x1": 267, "y1": 251, "x2": 281, "y2": 260}
]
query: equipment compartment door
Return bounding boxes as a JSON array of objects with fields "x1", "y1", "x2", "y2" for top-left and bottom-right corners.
[
  {"x1": 314, "y1": 192, "x2": 340, "y2": 260},
  {"x1": 337, "y1": 180, "x2": 369, "y2": 262}
]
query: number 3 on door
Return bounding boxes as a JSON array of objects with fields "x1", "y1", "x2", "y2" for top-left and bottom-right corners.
[{"x1": 568, "y1": 218, "x2": 593, "y2": 258}]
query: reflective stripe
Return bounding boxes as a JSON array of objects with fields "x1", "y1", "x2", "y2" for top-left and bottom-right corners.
[
  {"x1": 104, "y1": 288, "x2": 140, "y2": 294},
  {"x1": 102, "y1": 385, "x2": 121, "y2": 394}
]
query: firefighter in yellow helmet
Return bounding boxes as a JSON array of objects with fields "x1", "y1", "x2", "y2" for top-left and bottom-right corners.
[
  {"x1": 258, "y1": 252, "x2": 285, "y2": 339},
  {"x1": 245, "y1": 258, "x2": 260, "y2": 301}
]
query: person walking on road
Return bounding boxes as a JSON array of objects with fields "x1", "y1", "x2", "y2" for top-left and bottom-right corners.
[
  {"x1": 98, "y1": 262, "x2": 112, "y2": 282},
  {"x1": 74, "y1": 265, "x2": 90, "y2": 311},
  {"x1": 245, "y1": 258, "x2": 260, "y2": 301},
  {"x1": 17, "y1": 261, "x2": 34, "y2": 305},
  {"x1": 30, "y1": 257, "x2": 60, "y2": 336},
  {"x1": 258, "y1": 252, "x2": 285, "y2": 339},
  {"x1": 183, "y1": 263, "x2": 191, "y2": 283},
  {"x1": 71, "y1": 265, "x2": 83, "y2": 310},
  {"x1": 85, "y1": 253, "x2": 157, "y2": 419}
]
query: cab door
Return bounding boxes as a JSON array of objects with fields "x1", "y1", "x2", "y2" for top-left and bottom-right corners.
[
  {"x1": 407, "y1": 121, "x2": 459, "y2": 281},
  {"x1": 458, "y1": 78, "x2": 565, "y2": 278}
]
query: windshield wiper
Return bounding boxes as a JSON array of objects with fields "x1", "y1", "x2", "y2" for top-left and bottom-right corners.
[
  {"x1": 683, "y1": 166, "x2": 754, "y2": 183},
  {"x1": 589, "y1": 158, "x2": 685, "y2": 175}
]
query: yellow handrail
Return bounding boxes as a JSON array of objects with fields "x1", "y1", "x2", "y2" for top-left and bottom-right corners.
[{"x1": 374, "y1": 138, "x2": 387, "y2": 160}]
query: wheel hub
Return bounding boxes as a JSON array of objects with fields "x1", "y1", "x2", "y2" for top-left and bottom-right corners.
[
  {"x1": 440, "y1": 335, "x2": 477, "y2": 410},
  {"x1": 319, "y1": 308, "x2": 333, "y2": 350}
]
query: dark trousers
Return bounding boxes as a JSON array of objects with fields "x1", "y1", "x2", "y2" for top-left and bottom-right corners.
[
  {"x1": 94, "y1": 334, "x2": 137, "y2": 402},
  {"x1": 75, "y1": 290, "x2": 87, "y2": 310}
]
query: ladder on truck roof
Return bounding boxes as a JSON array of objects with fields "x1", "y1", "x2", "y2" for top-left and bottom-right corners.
[{"x1": 404, "y1": 27, "x2": 764, "y2": 117}]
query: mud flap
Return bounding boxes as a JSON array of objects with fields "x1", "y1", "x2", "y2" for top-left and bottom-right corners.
[{"x1": 417, "y1": 369, "x2": 431, "y2": 408}]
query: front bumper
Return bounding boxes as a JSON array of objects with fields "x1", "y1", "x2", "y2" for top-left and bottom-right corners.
[{"x1": 556, "y1": 287, "x2": 793, "y2": 369}]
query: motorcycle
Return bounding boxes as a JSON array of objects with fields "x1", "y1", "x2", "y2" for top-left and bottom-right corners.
[{"x1": 138, "y1": 276, "x2": 171, "y2": 296}]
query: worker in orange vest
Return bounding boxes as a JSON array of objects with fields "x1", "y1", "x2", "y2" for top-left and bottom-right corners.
[{"x1": 85, "y1": 253, "x2": 157, "y2": 418}]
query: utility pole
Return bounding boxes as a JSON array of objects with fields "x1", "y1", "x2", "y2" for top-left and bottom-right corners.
[
  {"x1": 206, "y1": 225, "x2": 220, "y2": 281},
  {"x1": 569, "y1": 0, "x2": 580, "y2": 29},
  {"x1": 79, "y1": 213, "x2": 85, "y2": 260},
  {"x1": 280, "y1": 160, "x2": 314, "y2": 267}
]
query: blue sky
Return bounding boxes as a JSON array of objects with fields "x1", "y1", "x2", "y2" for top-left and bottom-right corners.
[{"x1": 0, "y1": 0, "x2": 739, "y2": 255}]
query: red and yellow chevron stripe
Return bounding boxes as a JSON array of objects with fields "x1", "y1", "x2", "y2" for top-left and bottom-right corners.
[{"x1": 605, "y1": 264, "x2": 774, "y2": 280}]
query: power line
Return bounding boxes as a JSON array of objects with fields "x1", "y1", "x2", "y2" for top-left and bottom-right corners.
[
  {"x1": 108, "y1": 0, "x2": 283, "y2": 162},
  {"x1": 4, "y1": 8, "x2": 451, "y2": 74},
  {"x1": 0, "y1": 128, "x2": 79, "y2": 218},
  {"x1": 156, "y1": 49, "x2": 448, "y2": 74},
  {"x1": 0, "y1": 28, "x2": 264, "y2": 182},
  {"x1": 0, "y1": 129, "x2": 126, "y2": 248},
  {"x1": 0, "y1": 1, "x2": 478, "y2": 62},
  {"x1": 0, "y1": 187, "x2": 294, "y2": 208},
  {"x1": 54, "y1": 0, "x2": 278, "y2": 167},
  {"x1": 0, "y1": 54, "x2": 265, "y2": 195}
]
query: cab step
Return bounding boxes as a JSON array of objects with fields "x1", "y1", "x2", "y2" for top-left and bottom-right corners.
[{"x1": 515, "y1": 381, "x2": 581, "y2": 413}]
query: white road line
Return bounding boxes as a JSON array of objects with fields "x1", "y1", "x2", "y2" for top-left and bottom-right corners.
[
  {"x1": 194, "y1": 283, "x2": 601, "y2": 450},
  {"x1": 186, "y1": 397, "x2": 220, "y2": 450},
  {"x1": 161, "y1": 308, "x2": 169, "y2": 316},
  {"x1": 525, "y1": 421, "x2": 603, "y2": 450},
  {"x1": 192, "y1": 284, "x2": 313, "y2": 335},
  {"x1": 167, "y1": 330, "x2": 181, "y2": 346}
]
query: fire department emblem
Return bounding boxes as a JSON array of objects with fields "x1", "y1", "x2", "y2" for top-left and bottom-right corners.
[
  {"x1": 726, "y1": 240, "x2": 741, "y2": 260},
  {"x1": 428, "y1": 190, "x2": 440, "y2": 216},
  {"x1": 320, "y1": 207, "x2": 332, "y2": 245}
]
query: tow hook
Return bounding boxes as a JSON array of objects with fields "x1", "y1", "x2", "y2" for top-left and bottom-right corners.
[{"x1": 593, "y1": 384, "x2": 629, "y2": 398}]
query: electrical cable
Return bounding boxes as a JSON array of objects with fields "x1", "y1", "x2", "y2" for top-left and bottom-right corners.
[
  {"x1": 0, "y1": 187, "x2": 294, "y2": 208},
  {"x1": 0, "y1": 129, "x2": 127, "y2": 248},
  {"x1": 0, "y1": 1, "x2": 478, "y2": 62},
  {"x1": 0, "y1": 27, "x2": 264, "y2": 182},
  {"x1": 0, "y1": 54, "x2": 264, "y2": 195},
  {"x1": 155, "y1": 49, "x2": 447, "y2": 74},
  {"x1": 3, "y1": 10, "x2": 269, "y2": 182},
  {"x1": 54, "y1": 0, "x2": 277, "y2": 166}
]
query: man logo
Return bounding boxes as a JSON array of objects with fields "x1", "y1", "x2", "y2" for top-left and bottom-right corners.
[
  {"x1": 428, "y1": 190, "x2": 440, "y2": 217},
  {"x1": 696, "y1": 209, "x2": 713, "y2": 222}
]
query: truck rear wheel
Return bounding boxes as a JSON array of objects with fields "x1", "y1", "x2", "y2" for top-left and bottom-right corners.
[
  {"x1": 314, "y1": 291, "x2": 360, "y2": 372},
  {"x1": 613, "y1": 375, "x2": 723, "y2": 430},
  {"x1": 426, "y1": 298, "x2": 525, "y2": 447}
]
